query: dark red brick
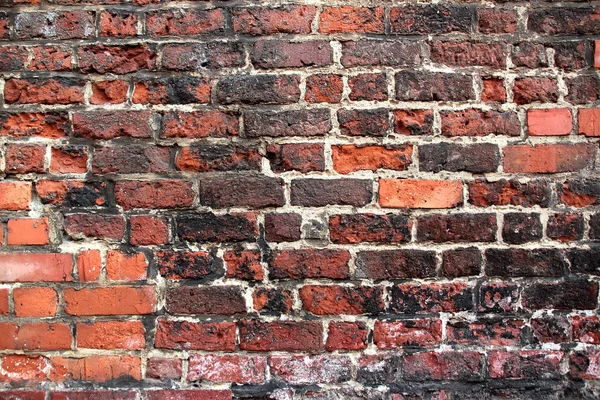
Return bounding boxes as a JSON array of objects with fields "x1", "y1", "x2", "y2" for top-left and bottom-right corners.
[
  {"x1": 305, "y1": 74, "x2": 343, "y2": 103},
  {"x1": 176, "y1": 213, "x2": 257, "y2": 243},
  {"x1": 156, "y1": 250, "x2": 214, "y2": 280},
  {"x1": 264, "y1": 213, "x2": 302, "y2": 242},
  {"x1": 417, "y1": 214, "x2": 497, "y2": 243},
  {"x1": 64, "y1": 214, "x2": 125, "y2": 241},
  {"x1": 469, "y1": 179, "x2": 552, "y2": 207},
  {"x1": 356, "y1": 250, "x2": 436, "y2": 280},
  {"x1": 239, "y1": 321, "x2": 323, "y2": 352},
  {"x1": 232, "y1": 5, "x2": 316, "y2": 35},
  {"x1": 99, "y1": 10, "x2": 137, "y2": 37},
  {"x1": 115, "y1": 180, "x2": 194, "y2": 210},
  {"x1": 501, "y1": 213, "x2": 543, "y2": 244},
  {"x1": 251, "y1": 40, "x2": 332, "y2": 69},
  {"x1": 396, "y1": 71, "x2": 474, "y2": 101},
  {"x1": 300, "y1": 285, "x2": 384, "y2": 315},
  {"x1": 393, "y1": 110, "x2": 434, "y2": 135},
  {"x1": 161, "y1": 42, "x2": 245, "y2": 70},
  {"x1": 513, "y1": 77, "x2": 559, "y2": 104},
  {"x1": 217, "y1": 75, "x2": 300, "y2": 105},
  {"x1": 166, "y1": 286, "x2": 246, "y2": 315},
  {"x1": 374, "y1": 320, "x2": 442, "y2": 349},
  {"x1": 290, "y1": 179, "x2": 372, "y2": 206},
  {"x1": 200, "y1": 176, "x2": 284, "y2": 208},
  {"x1": 329, "y1": 214, "x2": 411, "y2": 244},
  {"x1": 267, "y1": 143, "x2": 324, "y2": 173},
  {"x1": 391, "y1": 5, "x2": 474, "y2": 34},
  {"x1": 93, "y1": 145, "x2": 171, "y2": 174},
  {"x1": 133, "y1": 76, "x2": 210, "y2": 104},
  {"x1": 146, "y1": 9, "x2": 225, "y2": 36},
  {"x1": 162, "y1": 111, "x2": 239, "y2": 139},
  {"x1": 441, "y1": 109, "x2": 520, "y2": 137},
  {"x1": 78, "y1": 44, "x2": 157, "y2": 74},
  {"x1": 419, "y1": 143, "x2": 499, "y2": 173},
  {"x1": 447, "y1": 319, "x2": 524, "y2": 346},
  {"x1": 73, "y1": 111, "x2": 153, "y2": 140},
  {"x1": 253, "y1": 287, "x2": 293, "y2": 314},
  {"x1": 244, "y1": 109, "x2": 331, "y2": 137},
  {"x1": 269, "y1": 249, "x2": 350, "y2": 280},
  {"x1": 176, "y1": 145, "x2": 260, "y2": 173},
  {"x1": 528, "y1": 7, "x2": 600, "y2": 35},
  {"x1": 225, "y1": 250, "x2": 263, "y2": 281},
  {"x1": 389, "y1": 282, "x2": 474, "y2": 313},
  {"x1": 403, "y1": 351, "x2": 484, "y2": 381},
  {"x1": 431, "y1": 42, "x2": 507, "y2": 67},
  {"x1": 4, "y1": 78, "x2": 84, "y2": 105},
  {"x1": 489, "y1": 351, "x2": 565, "y2": 379},
  {"x1": 319, "y1": 6, "x2": 384, "y2": 34},
  {"x1": 522, "y1": 279, "x2": 598, "y2": 311},
  {"x1": 326, "y1": 322, "x2": 368, "y2": 351},
  {"x1": 441, "y1": 248, "x2": 482, "y2": 278},
  {"x1": 478, "y1": 282, "x2": 520, "y2": 313},
  {"x1": 154, "y1": 319, "x2": 235, "y2": 351},
  {"x1": 15, "y1": 11, "x2": 95, "y2": 39},
  {"x1": 5, "y1": 144, "x2": 45, "y2": 174},
  {"x1": 338, "y1": 109, "x2": 390, "y2": 136},
  {"x1": 341, "y1": 40, "x2": 422, "y2": 67},
  {"x1": 348, "y1": 73, "x2": 388, "y2": 101}
]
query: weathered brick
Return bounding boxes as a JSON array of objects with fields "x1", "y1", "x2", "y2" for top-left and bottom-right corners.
[
  {"x1": 146, "y1": 9, "x2": 225, "y2": 36},
  {"x1": 155, "y1": 319, "x2": 235, "y2": 351},
  {"x1": 356, "y1": 250, "x2": 436, "y2": 280},
  {"x1": 485, "y1": 248, "x2": 566, "y2": 277},
  {"x1": 417, "y1": 214, "x2": 497, "y2": 243},
  {"x1": 177, "y1": 213, "x2": 257, "y2": 243},
  {"x1": 326, "y1": 322, "x2": 368, "y2": 351},
  {"x1": 291, "y1": 179, "x2": 372, "y2": 207},
  {"x1": 513, "y1": 77, "x2": 559, "y2": 104},
  {"x1": 393, "y1": 110, "x2": 434, "y2": 135},
  {"x1": 200, "y1": 176, "x2": 284, "y2": 208},
  {"x1": 162, "y1": 111, "x2": 239, "y2": 138},
  {"x1": 64, "y1": 214, "x2": 125, "y2": 241},
  {"x1": 269, "y1": 355, "x2": 351, "y2": 384},
  {"x1": 146, "y1": 358, "x2": 182, "y2": 380},
  {"x1": 403, "y1": 352, "x2": 484, "y2": 381},
  {"x1": 348, "y1": 73, "x2": 388, "y2": 101},
  {"x1": 166, "y1": 286, "x2": 246, "y2": 315},
  {"x1": 74, "y1": 111, "x2": 153, "y2": 140},
  {"x1": 560, "y1": 179, "x2": 600, "y2": 207},
  {"x1": 15, "y1": 11, "x2": 95, "y2": 39},
  {"x1": 332, "y1": 145, "x2": 412, "y2": 174},
  {"x1": 488, "y1": 351, "x2": 565, "y2": 379},
  {"x1": 50, "y1": 356, "x2": 141, "y2": 383},
  {"x1": 1, "y1": 113, "x2": 68, "y2": 138},
  {"x1": 521, "y1": 279, "x2": 598, "y2": 311},
  {"x1": 5, "y1": 144, "x2": 46, "y2": 174},
  {"x1": 188, "y1": 355, "x2": 266, "y2": 384},
  {"x1": 99, "y1": 10, "x2": 137, "y2": 37},
  {"x1": 478, "y1": 282, "x2": 520, "y2": 313},
  {"x1": 177, "y1": 145, "x2": 260, "y2": 173},
  {"x1": 239, "y1": 321, "x2": 323, "y2": 352},
  {"x1": 338, "y1": 109, "x2": 389, "y2": 136},
  {"x1": 528, "y1": 7, "x2": 600, "y2": 34},
  {"x1": 232, "y1": 6, "x2": 316, "y2": 35},
  {"x1": 374, "y1": 320, "x2": 442, "y2": 348},
  {"x1": 478, "y1": 8, "x2": 516, "y2": 34},
  {"x1": 30, "y1": 46, "x2": 72, "y2": 71},
  {"x1": 547, "y1": 213, "x2": 584, "y2": 242},
  {"x1": 94, "y1": 145, "x2": 171, "y2": 174},
  {"x1": 431, "y1": 42, "x2": 507, "y2": 67},
  {"x1": 76, "y1": 321, "x2": 145, "y2": 350},
  {"x1": 50, "y1": 146, "x2": 88, "y2": 173},
  {"x1": 396, "y1": 71, "x2": 474, "y2": 101},
  {"x1": 267, "y1": 143, "x2": 324, "y2": 173},
  {"x1": 330, "y1": 214, "x2": 411, "y2": 244},
  {"x1": 319, "y1": 7, "x2": 384, "y2": 33},
  {"x1": 305, "y1": 74, "x2": 343, "y2": 103},
  {"x1": 341, "y1": 40, "x2": 422, "y2": 67},
  {"x1": 78, "y1": 44, "x2": 157, "y2": 74},
  {"x1": 300, "y1": 285, "x2": 384, "y2": 315},
  {"x1": 419, "y1": 143, "x2": 499, "y2": 173},
  {"x1": 251, "y1": 40, "x2": 332, "y2": 69},
  {"x1": 105, "y1": 250, "x2": 148, "y2": 281},
  {"x1": 441, "y1": 109, "x2": 520, "y2": 137},
  {"x1": 217, "y1": 75, "x2": 300, "y2": 105},
  {"x1": 502, "y1": 213, "x2": 543, "y2": 244},
  {"x1": 133, "y1": 76, "x2": 211, "y2": 104},
  {"x1": 253, "y1": 287, "x2": 292, "y2": 314},
  {"x1": 391, "y1": 5, "x2": 474, "y2": 34},
  {"x1": 115, "y1": 180, "x2": 194, "y2": 210},
  {"x1": 4, "y1": 78, "x2": 85, "y2": 105},
  {"x1": 245, "y1": 109, "x2": 330, "y2": 137},
  {"x1": 441, "y1": 248, "x2": 482, "y2": 278},
  {"x1": 503, "y1": 144, "x2": 595, "y2": 173},
  {"x1": 37, "y1": 180, "x2": 107, "y2": 208},
  {"x1": 447, "y1": 319, "x2": 524, "y2": 346},
  {"x1": 469, "y1": 179, "x2": 551, "y2": 207},
  {"x1": 162, "y1": 42, "x2": 245, "y2": 70},
  {"x1": 389, "y1": 282, "x2": 474, "y2": 313}
]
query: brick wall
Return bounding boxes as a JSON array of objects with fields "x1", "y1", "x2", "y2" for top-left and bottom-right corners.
[{"x1": 0, "y1": 0, "x2": 599, "y2": 398}]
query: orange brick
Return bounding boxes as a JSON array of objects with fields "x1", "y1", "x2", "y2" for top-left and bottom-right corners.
[
  {"x1": 14, "y1": 287, "x2": 58, "y2": 317},
  {"x1": 0, "y1": 355, "x2": 48, "y2": 383},
  {"x1": 332, "y1": 145, "x2": 412, "y2": 174},
  {"x1": 77, "y1": 249, "x2": 101, "y2": 282},
  {"x1": 7, "y1": 217, "x2": 50, "y2": 245},
  {"x1": 579, "y1": 108, "x2": 600, "y2": 137},
  {"x1": 76, "y1": 321, "x2": 145, "y2": 350},
  {"x1": 50, "y1": 356, "x2": 141, "y2": 383},
  {"x1": 0, "y1": 288, "x2": 8, "y2": 315},
  {"x1": 0, "y1": 181, "x2": 31, "y2": 210},
  {"x1": 0, "y1": 322, "x2": 71, "y2": 350},
  {"x1": 50, "y1": 146, "x2": 88, "y2": 173},
  {"x1": 379, "y1": 179, "x2": 463, "y2": 209},
  {"x1": 64, "y1": 286, "x2": 156, "y2": 315},
  {"x1": 503, "y1": 144, "x2": 595, "y2": 173},
  {"x1": 0, "y1": 253, "x2": 73, "y2": 282},
  {"x1": 595, "y1": 40, "x2": 600, "y2": 68},
  {"x1": 527, "y1": 108, "x2": 572, "y2": 136},
  {"x1": 106, "y1": 250, "x2": 148, "y2": 281}
]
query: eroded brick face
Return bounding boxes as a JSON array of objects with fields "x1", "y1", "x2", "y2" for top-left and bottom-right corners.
[{"x1": 0, "y1": 1, "x2": 598, "y2": 398}]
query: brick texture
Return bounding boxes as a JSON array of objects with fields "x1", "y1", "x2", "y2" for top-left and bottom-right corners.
[{"x1": 0, "y1": 0, "x2": 598, "y2": 398}]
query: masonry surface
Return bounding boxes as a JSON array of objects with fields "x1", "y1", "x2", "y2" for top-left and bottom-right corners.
[{"x1": 0, "y1": 0, "x2": 599, "y2": 399}]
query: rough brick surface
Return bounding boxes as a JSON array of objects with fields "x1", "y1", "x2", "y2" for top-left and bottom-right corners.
[{"x1": 0, "y1": 0, "x2": 598, "y2": 397}]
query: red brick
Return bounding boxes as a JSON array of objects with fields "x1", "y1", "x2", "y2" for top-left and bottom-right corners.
[
  {"x1": 100, "y1": 10, "x2": 137, "y2": 37},
  {"x1": 64, "y1": 214, "x2": 125, "y2": 241},
  {"x1": 300, "y1": 285, "x2": 384, "y2": 315},
  {"x1": 305, "y1": 74, "x2": 343, "y2": 103},
  {"x1": 503, "y1": 144, "x2": 595, "y2": 173},
  {"x1": 37, "y1": 180, "x2": 105, "y2": 207},
  {"x1": 330, "y1": 214, "x2": 411, "y2": 244},
  {"x1": 482, "y1": 78, "x2": 506, "y2": 103},
  {"x1": 379, "y1": 179, "x2": 463, "y2": 209},
  {"x1": 269, "y1": 249, "x2": 350, "y2": 280},
  {"x1": 403, "y1": 352, "x2": 484, "y2": 381},
  {"x1": 374, "y1": 320, "x2": 442, "y2": 349},
  {"x1": 146, "y1": 9, "x2": 225, "y2": 36},
  {"x1": 441, "y1": 109, "x2": 519, "y2": 137},
  {"x1": 225, "y1": 250, "x2": 263, "y2": 281},
  {"x1": 393, "y1": 109, "x2": 434, "y2": 135},
  {"x1": 0, "y1": 181, "x2": 31, "y2": 210},
  {"x1": 14, "y1": 287, "x2": 57, "y2": 317},
  {"x1": 78, "y1": 44, "x2": 157, "y2": 74},
  {"x1": 154, "y1": 319, "x2": 235, "y2": 351},
  {"x1": 333, "y1": 145, "x2": 412, "y2": 174},
  {"x1": 595, "y1": 40, "x2": 600, "y2": 68},
  {"x1": 0, "y1": 322, "x2": 71, "y2": 350},
  {"x1": 478, "y1": 8, "x2": 516, "y2": 33},
  {"x1": 162, "y1": 111, "x2": 239, "y2": 138},
  {"x1": 50, "y1": 356, "x2": 141, "y2": 383},
  {"x1": 1, "y1": 113, "x2": 68, "y2": 138},
  {"x1": 50, "y1": 146, "x2": 88, "y2": 173},
  {"x1": 579, "y1": 108, "x2": 600, "y2": 136},
  {"x1": 29, "y1": 46, "x2": 72, "y2": 71},
  {"x1": 0, "y1": 391, "x2": 44, "y2": 400},
  {"x1": 130, "y1": 215, "x2": 169, "y2": 246},
  {"x1": 77, "y1": 250, "x2": 101, "y2": 282},
  {"x1": 146, "y1": 358, "x2": 182, "y2": 380},
  {"x1": 115, "y1": 180, "x2": 194, "y2": 210},
  {"x1": 267, "y1": 143, "x2": 324, "y2": 173},
  {"x1": 488, "y1": 351, "x2": 565, "y2": 379},
  {"x1": 1, "y1": 355, "x2": 48, "y2": 383},
  {"x1": 7, "y1": 218, "x2": 49, "y2": 245},
  {"x1": 73, "y1": 111, "x2": 153, "y2": 140},
  {"x1": 320, "y1": 7, "x2": 384, "y2": 33},
  {"x1": 50, "y1": 391, "x2": 136, "y2": 400},
  {"x1": 232, "y1": 6, "x2": 316, "y2": 35},
  {"x1": 90, "y1": 80, "x2": 128, "y2": 104},
  {"x1": 64, "y1": 286, "x2": 156, "y2": 315},
  {"x1": 5, "y1": 144, "x2": 45, "y2": 174},
  {"x1": 269, "y1": 355, "x2": 352, "y2": 384},
  {"x1": 76, "y1": 321, "x2": 145, "y2": 350},
  {"x1": 106, "y1": 250, "x2": 148, "y2": 281},
  {"x1": 326, "y1": 322, "x2": 368, "y2": 351},
  {"x1": 0, "y1": 253, "x2": 72, "y2": 282},
  {"x1": 188, "y1": 355, "x2": 266, "y2": 384},
  {"x1": 239, "y1": 321, "x2": 323, "y2": 352},
  {"x1": 4, "y1": 78, "x2": 84, "y2": 105},
  {"x1": 528, "y1": 109, "x2": 572, "y2": 136}
]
